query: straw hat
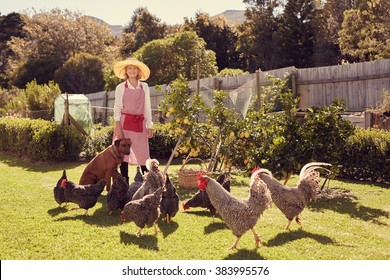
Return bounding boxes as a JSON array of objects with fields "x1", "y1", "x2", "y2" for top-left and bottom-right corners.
[{"x1": 113, "y1": 57, "x2": 150, "y2": 80}]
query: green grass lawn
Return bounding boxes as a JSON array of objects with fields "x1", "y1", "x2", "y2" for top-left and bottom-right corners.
[{"x1": 0, "y1": 152, "x2": 389, "y2": 260}]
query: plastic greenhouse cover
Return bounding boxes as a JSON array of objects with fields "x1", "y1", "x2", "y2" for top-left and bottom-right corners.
[{"x1": 54, "y1": 93, "x2": 93, "y2": 134}]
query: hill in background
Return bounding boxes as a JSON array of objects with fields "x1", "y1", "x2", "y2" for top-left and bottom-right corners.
[
  {"x1": 91, "y1": 9, "x2": 246, "y2": 37},
  {"x1": 212, "y1": 9, "x2": 246, "y2": 25}
]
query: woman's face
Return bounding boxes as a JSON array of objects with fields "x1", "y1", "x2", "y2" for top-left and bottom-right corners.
[{"x1": 126, "y1": 65, "x2": 139, "y2": 79}]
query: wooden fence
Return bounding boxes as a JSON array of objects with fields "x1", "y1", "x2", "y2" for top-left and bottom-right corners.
[{"x1": 85, "y1": 59, "x2": 390, "y2": 126}]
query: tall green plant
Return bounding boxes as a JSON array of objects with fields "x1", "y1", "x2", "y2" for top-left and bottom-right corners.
[
  {"x1": 159, "y1": 77, "x2": 210, "y2": 160},
  {"x1": 301, "y1": 99, "x2": 356, "y2": 164}
]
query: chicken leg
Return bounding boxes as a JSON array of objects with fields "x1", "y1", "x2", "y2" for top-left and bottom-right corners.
[
  {"x1": 166, "y1": 213, "x2": 171, "y2": 224},
  {"x1": 136, "y1": 228, "x2": 144, "y2": 236},
  {"x1": 153, "y1": 223, "x2": 160, "y2": 235},
  {"x1": 251, "y1": 228, "x2": 261, "y2": 248},
  {"x1": 285, "y1": 220, "x2": 293, "y2": 231},
  {"x1": 285, "y1": 216, "x2": 302, "y2": 230},
  {"x1": 229, "y1": 236, "x2": 241, "y2": 250}
]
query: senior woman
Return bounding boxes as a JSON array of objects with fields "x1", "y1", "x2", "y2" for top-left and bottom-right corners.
[{"x1": 112, "y1": 57, "x2": 153, "y2": 183}]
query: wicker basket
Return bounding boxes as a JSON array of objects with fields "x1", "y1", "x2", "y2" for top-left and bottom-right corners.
[{"x1": 177, "y1": 158, "x2": 212, "y2": 189}]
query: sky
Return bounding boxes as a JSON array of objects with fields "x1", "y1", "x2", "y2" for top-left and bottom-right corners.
[{"x1": 1, "y1": 0, "x2": 248, "y2": 26}]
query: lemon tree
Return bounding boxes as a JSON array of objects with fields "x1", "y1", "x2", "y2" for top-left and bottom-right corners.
[{"x1": 159, "y1": 77, "x2": 212, "y2": 162}]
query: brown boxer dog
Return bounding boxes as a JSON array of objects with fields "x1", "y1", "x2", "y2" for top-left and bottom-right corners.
[{"x1": 79, "y1": 138, "x2": 132, "y2": 192}]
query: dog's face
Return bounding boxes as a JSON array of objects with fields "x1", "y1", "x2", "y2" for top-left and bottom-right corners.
[{"x1": 115, "y1": 138, "x2": 132, "y2": 155}]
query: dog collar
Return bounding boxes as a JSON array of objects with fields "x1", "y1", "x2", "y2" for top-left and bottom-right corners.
[{"x1": 111, "y1": 144, "x2": 123, "y2": 163}]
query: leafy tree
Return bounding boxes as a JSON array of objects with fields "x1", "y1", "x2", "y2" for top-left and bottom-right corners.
[
  {"x1": 0, "y1": 12, "x2": 26, "y2": 88},
  {"x1": 10, "y1": 56, "x2": 63, "y2": 89},
  {"x1": 183, "y1": 12, "x2": 244, "y2": 71},
  {"x1": 218, "y1": 68, "x2": 248, "y2": 77},
  {"x1": 7, "y1": 9, "x2": 114, "y2": 87},
  {"x1": 134, "y1": 31, "x2": 218, "y2": 85},
  {"x1": 279, "y1": 0, "x2": 318, "y2": 68},
  {"x1": 239, "y1": 0, "x2": 282, "y2": 72},
  {"x1": 54, "y1": 53, "x2": 106, "y2": 94},
  {"x1": 120, "y1": 7, "x2": 166, "y2": 56},
  {"x1": 338, "y1": 0, "x2": 390, "y2": 61}
]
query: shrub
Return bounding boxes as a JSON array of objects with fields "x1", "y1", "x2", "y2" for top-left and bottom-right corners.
[
  {"x1": 0, "y1": 117, "x2": 85, "y2": 161},
  {"x1": 149, "y1": 123, "x2": 177, "y2": 159},
  {"x1": 82, "y1": 124, "x2": 114, "y2": 159},
  {"x1": 300, "y1": 100, "x2": 356, "y2": 165},
  {"x1": 340, "y1": 128, "x2": 390, "y2": 183}
]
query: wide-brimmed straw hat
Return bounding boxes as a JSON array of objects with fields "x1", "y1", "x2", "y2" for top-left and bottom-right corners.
[{"x1": 113, "y1": 57, "x2": 150, "y2": 80}]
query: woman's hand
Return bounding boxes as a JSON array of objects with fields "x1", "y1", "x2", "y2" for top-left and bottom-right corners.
[
  {"x1": 146, "y1": 128, "x2": 153, "y2": 138},
  {"x1": 114, "y1": 121, "x2": 124, "y2": 139}
]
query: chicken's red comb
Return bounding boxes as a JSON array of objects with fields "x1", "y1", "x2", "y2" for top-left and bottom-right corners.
[
  {"x1": 251, "y1": 166, "x2": 261, "y2": 175},
  {"x1": 120, "y1": 214, "x2": 126, "y2": 222},
  {"x1": 61, "y1": 179, "x2": 67, "y2": 188},
  {"x1": 197, "y1": 173, "x2": 208, "y2": 191}
]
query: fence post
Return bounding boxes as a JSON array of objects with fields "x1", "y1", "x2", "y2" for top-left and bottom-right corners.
[
  {"x1": 63, "y1": 92, "x2": 70, "y2": 125},
  {"x1": 256, "y1": 69, "x2": 262, "y2": 111},
  {"x1": 291, "y1": 72, "x2": 297, "y2": 97},
  {"x1": 102, "y1": 91, "x2": 108, "y2": 125},
  {"x1": 214, "y1": 77, "x2": 221, "y2": 91}
]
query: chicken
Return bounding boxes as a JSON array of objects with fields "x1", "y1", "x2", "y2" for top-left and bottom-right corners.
[
  {"x1": 160, "y1": 173, "x2": 179, "y2": 224},
  {"x1": 107, "y1": 170, "x2": 130, "y2": 214},
  {"x1": 197, "y1": 169, "x2": 272, "y2": 249},
  {"x1": 61, "y1": 178, "x2": 106, "y2": 215},
  {"x1": 127, "y1": 166, "x2": 144, "y2": 201},
  {"x1": 257, "y1": 162, "x2": 332, "y2": 230},
  {"x1": 54, "y1": 169, "x2": 68, "y2": 206},
  {"x1": 120, "y1": 187, "x2": 165, "y2": 236},
  {"x1": 183, "y1": 173, "x2": 231, "y2": 223},
  {"x1": 131, "y1": 159, "x2": 165, "y2": 200}
]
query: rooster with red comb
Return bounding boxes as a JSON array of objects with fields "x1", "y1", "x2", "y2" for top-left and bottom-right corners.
[{"x1": 197, "y1": 168, "x2": 272, "y2": 250}]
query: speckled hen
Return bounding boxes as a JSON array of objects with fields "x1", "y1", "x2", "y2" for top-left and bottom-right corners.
[
  {"x1": 120, "y1": 187, "x2": 165, "y2": 236},
  {"x1": 197, "y1": 169, "x2": 272, "y2": 249},
  {"x1": 258, "y1": 162, "x2": 332, "y2": 230}
]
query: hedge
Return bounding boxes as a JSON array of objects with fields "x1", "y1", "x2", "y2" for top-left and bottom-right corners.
[
  {"x1": 0, "y1": 117, "x2": 389, "y2": 184},
  {"x1": 339, "y1": 128, "x2": 390, "y2": 183},
  {"x1": 0, "y1": 117, "x2": 85, "y2": 161}
]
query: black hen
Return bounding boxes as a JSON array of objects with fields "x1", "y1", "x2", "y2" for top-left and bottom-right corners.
[
  {"x1": 54, "y1": 169, "x2": 67, "y2": 206},
  {"x1": 183, "y1": 173, "x2": 231, "y2": 222},
  {"x1": 107, "y1": 170, "x2": 130, "y2": 214},
  {"x1": 61, "y1": 179, "x2": 106, "y2": 214},
  {"x1": 160, "y1": 173, "x2": 180, "y2": 224}
]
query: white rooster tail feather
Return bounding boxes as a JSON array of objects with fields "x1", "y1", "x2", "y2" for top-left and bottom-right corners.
[{"x1": 299, "y1": 162, "x2": 332, "y2": 181}]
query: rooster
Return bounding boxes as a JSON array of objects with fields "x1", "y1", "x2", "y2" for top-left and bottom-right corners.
[
  {"x1": 197, "y1": 169, "x2": 272, "y2": 249},
  {"x1": 160, "y1": 173, "x2": 179, "y2": 224},
  {"x1": 127, "y1": 166, "x2": 144, "y2": 201},
  {"x1": 61, "y1": 178, "x2": 106, "y2": 215},
  {"x1": 120, "y1": 187, "x2": 165, "y2": 236},
  {"x1": 107, "y1": 170, "x2": 130, "y2": 214},
  {"x1": 54, "y1": 169, "x2": 68, "y2": 206},
  {"x1": 183, "y1": 173, "x2": 231, "y2": 223},
  {"x1": 257, "y1": 162, "x2": 332, "y2": 230},
  {"x1": 131, "y1": 159, "x2": 165, "y2": 200}
]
